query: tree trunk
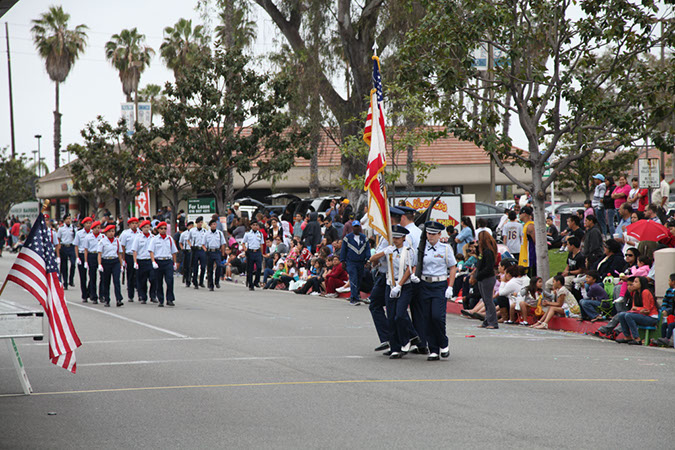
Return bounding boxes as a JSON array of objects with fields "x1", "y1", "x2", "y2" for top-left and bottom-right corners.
[
  {"x1": 531, "y1": 165, "x2": 550, "y2": 281},
  {"x1": 406, "y1": 143, "x2": 415, "y2": 191},
  {"x1": 308, "y1": 95, "x2": 321, "y2": 197},
  {"x1": 225, "y1": 169, "x2": 234, "y2": 207},
  {"x1": 53, "y1": 82, "x2": 61, "y2": 169},
  {"x1": 214, "y1": 179, "x2": 227, "y2": 216},
  {"x1": 134, "y1": 89, "x2": 139, "y2": 128}
]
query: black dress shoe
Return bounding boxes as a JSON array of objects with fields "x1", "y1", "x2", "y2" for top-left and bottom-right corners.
[
  {"x1": 389, "y1": 352, "x2": 403, "y2": 359},
  {"x1": 70, "y1": 282, "x2": 76, "y2": 287},
  {"x1": 383, "y1": 350, "x2": 393, "y2": 356},
  {"x1": 64, "y1": 286, "x2": 68, "y2": 290},
  {"x1": 209, "y1": 287, "x2": 214, "y2": 291},
  {"x1": 91, "y1": 300, "x2": 98, "y2": 304},
  {"x1": 410, "y1": 336, "x2": 422, "y2": 346},
  {"x1": 167, "y1": 301, "x2": 175, "y2": 306},
  {"x1": 199, "y1": 283, "x2": 205, "y2": 288},
  {"x1": 104, "y1": 302, "x2": 110, "y2": 307},
  {"x1": 427, "y1": 353, "x2": 440, "y2": 361},
  {"x1": 215, "y1": 284, "x2": 220, "y2": 289},
  {"x1": 411, "y1": 346, "x2": 429, "y2": 355},
  {"x1": 140, "y1": 300, "x2": 147, "y2": 304},
  {"x1": 116, "y1": 301, "x2": 123, "y2": 307},
  {"x1": 158, "y1": 303, "x2": 164, "y2": 307},
  {"x1": 374, "y1": 342, "x2": 390, "y2": 352},
  {"x1": 440, "y1": 348, "x2": 450, "y2": 358},
  {"x1": 82, "y1": 299, "x2": 88, "y2": 303},
  {"x1": 150, "y1": 298, "x2": 158, "y2": 303},
  {"x1": 128, "y1": 298, "x2": 134, "y2": 303},
  {"x1": 249, "y1": 287, "x2": 254, "y2": 291},
  {"x1": 194, "y1": 285, "x2": 199, "y2": 290}
]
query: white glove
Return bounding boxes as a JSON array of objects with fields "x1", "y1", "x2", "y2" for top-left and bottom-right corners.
[
  {"x1": 76, "y1": 258, "x2": 81, "y2": 266},
  {"x1": 152, "y1": 262, "x2": 159, "y2": 269},
  {"x1": 383, "y1": 246, "x2": 396, "y2": 255},
  {"x1": 133, "y1": 262, "x2": 139, "y2": 270},
  {"x1": 97, "y1": 265, "x2": 104, "y2": 273},
  {"x1": 445, "y1": 286, "x2": 454, "y2": 299},
  {"x1": 56, "y1": 257, "x2": 61, "y2": 264},
  {"x1": 84, "y1": 262, "x2": 89, "y2": 270},
  {"x1": 410, "y1": 274, "x2": 420, "y2": 284},
  {"x1": 173, "y1": 263, "x2": 178, "y2": 271},
  {"x1": 390, "y1": 285, "x2": 401, "y2": 298}
]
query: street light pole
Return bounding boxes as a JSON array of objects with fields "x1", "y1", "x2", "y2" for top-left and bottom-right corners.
[
  {"x1": 34, "y1": 134, "x2": 42, "y2": 177},
  {"x1": 31, "y1": 150, "x2": 38, "y2": 174}
]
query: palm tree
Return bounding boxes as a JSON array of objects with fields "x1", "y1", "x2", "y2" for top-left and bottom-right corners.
[
  {"x1": 31, "y1": 6, "x2": 88, "y2": 170},
  {"x1": 215, "y1": 1, "x2": 256, "y2": 50},
  {"x1": 105, "y1": 28, "x2": 154, "y2": 126},
  {"x1": 159, "y1": 18, "x2": 207, "y2": 80}
]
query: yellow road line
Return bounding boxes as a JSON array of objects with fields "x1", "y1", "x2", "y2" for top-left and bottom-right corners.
[{"x1": 0, "y1": 378, "x2": 658, "y2": 398}]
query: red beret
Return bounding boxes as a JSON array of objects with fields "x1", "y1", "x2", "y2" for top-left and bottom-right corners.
[
  {"x1": 91, "y1": 221, "x2": 101, "y2": 228},
  {"x1": 43, "y1": 214, "x2": 50, "y2": 219},
  {"x1": 156, "y1": 221, "x2": 167, "y2": 228},
  {"x1": 103, "y1": 225, "x2": 116, "y2": 234},
  {"x1": 81, "y1": 217, "x2": 92, "y2": 224},
  {"x1": 139, "y1": 220, "x2": 151, "y2": 229},
  {"x1": 127, "y1": 217, "x2": 139, "y2": 224}
]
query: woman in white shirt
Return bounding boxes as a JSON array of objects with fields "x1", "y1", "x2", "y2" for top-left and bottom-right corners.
[{"x1": 498, "y1": 265, "x2": 529, "y2": 324}]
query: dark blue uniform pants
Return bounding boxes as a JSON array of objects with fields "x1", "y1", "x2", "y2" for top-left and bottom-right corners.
[
  {"x1": 246, "y1": 250, "x2": 262, "y2": 287},
  {"x1": 60, "y1": 245, "x2": 76, "y2": 287},
  {"x1": 124, "y1": 254, "x2": 136, "y2": 300},
  {"x1": 155, "y1": 260, "x2": 175, "y2": 304},
  {"x1": 101, "y1": 259, "x2": 123, "y2": 304},
  {"x1": 136, "y1": 260, "x2": 156, "y2": 301},
  {"x1": 385, "y1": 284, "x2": 417, "y2": 352},
  {"x1": 87, "y1": 253, "x2": 102, "y2": 301},
  {"x1": 346, "y1": 261, "x2": 365, "y2": 301},
  {"x1": 192, "y1": 248, "x2": 206, "y2": 286},
  {"x1": 419, "y1": 281, "x2": 448, "y2": 354},
  {"x1": 410, "y1": 283, "x2": 427, "y2": 348},
  {"x1": 182, "y1": 250, "x2": 191, "y2": 285},
  {"x1": 77, "y1": 252, "x2": 88, "y2": 299},
  {"x1": 206, "y1": 250, "x2": 222, "y2": 288},
  {"x1": 369, "y1": 273, "x2": 390, "y2": 344}
]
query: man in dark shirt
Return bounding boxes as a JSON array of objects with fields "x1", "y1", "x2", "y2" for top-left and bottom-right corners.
[
  {"x1": 582, "y1": 215, "x2": 604, "y2": 267},
  {"x1": 323, "y1": 216, "x2": 339, "y2": 245}
]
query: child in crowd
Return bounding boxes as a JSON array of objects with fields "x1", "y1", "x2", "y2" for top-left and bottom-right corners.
[
  {"x1": 583, "y1": 200, "x2": 594, "y2": 220},
  {"x1": 578, "y1": 271, "x2": 610, "y2": 321},
  {"x1": 532, "y1": 275, "x2": 581, "y2": 329},
  {"x1": 264, "y1": 260, "x2": 287, "y2": 290},
  {"x1": 617, "y1": 254, "x2": 651, "y2": 304},
  {"x1": 652, "y1": 273, "x2": 675, "y2": 346},
  {"x1": 517, "y1": 276, "x2": 544, "y2": 326}
]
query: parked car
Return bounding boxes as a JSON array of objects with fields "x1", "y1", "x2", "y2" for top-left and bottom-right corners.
[{"x1": 475, "y1": 202, "x2": 506, "y2": 230}]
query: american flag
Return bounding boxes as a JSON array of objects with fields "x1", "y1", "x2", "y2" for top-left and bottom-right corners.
[{"x1": 6, "y1": 213, "x2": 82, "y2": 373}]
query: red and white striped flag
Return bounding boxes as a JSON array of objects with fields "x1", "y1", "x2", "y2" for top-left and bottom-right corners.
[
  {"x1": 364, "y1": 56, "x2": 391, "y2": 240},
  {"x1": 6, "y1": 213, "x2": 82, "y2": 373}
]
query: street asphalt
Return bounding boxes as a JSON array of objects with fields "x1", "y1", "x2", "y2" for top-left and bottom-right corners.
[{"x1": 0, "y1": 253, "x2": 673, "y2": 449}]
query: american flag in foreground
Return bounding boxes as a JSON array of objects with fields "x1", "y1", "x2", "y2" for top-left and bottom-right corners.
[{"x1": 6, "y1": 213, "x2": 81, "y2": 373}]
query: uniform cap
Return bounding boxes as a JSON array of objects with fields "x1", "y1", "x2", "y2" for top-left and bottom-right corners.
[
  {"x1": 127, "y1": 217, "x2": 139, "y2": 224},
  {"x1": 424, "y1": 221, "x2": 445, "y2": 234},
  {"x1": 397, "y1": 206, "x2": 417, "y2": 216},
  {"x1": 391, "y1": 225, "x2": 410, "y2": 238},
  {"x1": 103, "y1": 224, "x2": 116, "y2": 234},
  {"x1": 43, "y1": 214, "x2": 50, "y2": 220},
  {"x1": 139, "y1": 220, "x2": 151, "y2": 229},
  {"x1": 91, "y1": 221, "x2": 101, "y2": 228},
  {"x1": 156, "y1": 221, "x2": 167, "y2": 228},
  {"x1": 195, "y1": 216, "x2": 204, "y2": 223},
  {"x1": 389, "y1": 206, "x2": 404, "y2": 216},
  {"x1": 81, "y1": 217, "x2": 93, "y2": 224}
]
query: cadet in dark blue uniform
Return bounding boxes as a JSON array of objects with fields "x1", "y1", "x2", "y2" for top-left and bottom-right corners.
[
  {"x1": 97, "y1": 224, "x2": 124, "y2": 307},
  {"x1": 119, "y1": 217, "x2": 140, "y2": 302},
  {"x1": 57, "y1": 214, "x2": 77, "y2": 289},
  {"x1": 340, "y1": 220, "x2": 370, "y2": 306},
  {"x1": 132, "y1": 220, "x2": 156, "y2": 304},
  {"x1": 73, "y1": 217, "x2": 93, "y2": 302},
  {"x1": 190, "y1": 217, "x2": 207, "y2": 289},
  {"x1": 382, "y1": 225, "x2": 420, "y2": 359},
  {"x1": 83, "y1": 221, "x2": 104, "y2": 304},
  {"x1": 417, "y1": 221, "x2": 457, "y2": 361},
  {"x1": 205, "y1": 219, "x2": 226, "y2": 291},
  {"x1": 242, "y1": 221, "x2": 264, "y2": 291},
  {"x1": 149, "y1": 221, "x2": 178, "y2": 307}
]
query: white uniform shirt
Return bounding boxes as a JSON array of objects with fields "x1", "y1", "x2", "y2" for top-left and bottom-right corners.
[
  {"x1": 205, "y1": 229, "x2": 226, "y2": 250},
  {"x1": 84, "y1": 232, "x2": 104, "y2": 253},
  {"x1": 179, "y1": 230, "x2": 192, "y2": 249},
  {"x1": 48, "y1": 228, "x2": 59, "y2": 246},
  {"x1": 390, "y1": 245, "x2": 416, "y2": 285},
  {"x1": 242, "y1": 230, "x2": 264, "y2": 250},
  {"x1": 97, "y1": 237, "x2": 121, "y2": 258},
  {"x1": 421, "y1": 242, "x2": 456, "y2": 277},
  {"x1": 190, "y1": 226, "x2": 207, "y2": 247},
  {"x1": 119, "y1": 229, "x2": 141, "y2": 255},
  {"x1": 57, "y1": 224, "x2": 75, "y2": 245},
  {"x1": 132, "y1": 233, "x2": 155, "y2": 260},
  {"x1": 73, "y1": 229, "x2": 90, "y2": 253},
  {"x1": 404, "y1": 223, "x2": 422, "y2": 250},
  {"x1": 149, "y1": 235, "x2": 178, "y2": 259}
]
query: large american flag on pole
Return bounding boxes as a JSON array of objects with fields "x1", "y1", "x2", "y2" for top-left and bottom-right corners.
[
  {"x1": 364, "y1": 55, "x2": 392, "y2": 241},
  {"x1": 6, "y1": 213, "x2": 82, "y2": 373}
]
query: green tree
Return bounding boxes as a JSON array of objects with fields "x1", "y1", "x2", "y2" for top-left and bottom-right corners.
[
  {"x1": 0, "y1": 148, "x2": 36, "y2": 220},
  {"x1": 160, "y1": 48, "x2": 310, "y2": 214},
  {"x1": 214, "y1": 0, "x2": 256, "y2": 50},
  {"x1": 69, "y1": 118, "x2": 153, "y2": 224},
  {"x1": 31, "y1": 6, "x2": 88, "y2": 170},
  {"x1": 400, "y1": 0, "x2": 675, "y2": 279},
  {"x1": 105, "y1": 28, "x2": 155, "y2": 124},
  {"x1": 159, "y1": 18, "x2": 208, "y2": 80}
]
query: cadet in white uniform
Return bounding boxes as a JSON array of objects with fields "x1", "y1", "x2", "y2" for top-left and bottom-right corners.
[
  {"x1": 205, "y1": 219, "x2": 226, "y2": 291},
  {"x1": 97, "y1": 224, "x2": 124, "y2": 307},
  {"x1": 132, "y1": 220, "x2": 156, "y2": 304},
  {"x1": 190, "y1": 217, "x2": 207, "y2": 289},
  {"x1": 416, "y1": 221, "x2": 457, "y2": 361},
  {"x1": 149, "y1": 221, "x2": 178, "y2": 307},
  {"x1": 74, "y1": 217, "x2": 93, "y2": 301},
  {"x1": 57, "y1": 214, "x2": 77, "y2": 289},
  {"x1": 242, "y1": 221, "x2": 265, "y2": 291},
  {"x1": 83, "y1": 221, "x2": 104, "y2": 304},
  {"x1": 179, "y1": 222, "x2": 193, "y2": 286},
  {"x1": 119, "y1": 217, "x2": 140, "y2": 302}
]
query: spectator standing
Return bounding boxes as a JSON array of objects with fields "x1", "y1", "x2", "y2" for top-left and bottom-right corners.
[
  {"x1": 611, "y1": 175, "x2": 631, "y2": 217},
  {"x1": 582, "y1": 215, "x2": 604, "y2": 268},
  {"x1": 455, "y1": 217, "x2": 475, "y2": 256},
  {"x1": 0, "y1": 221, "x2": 6, "y2": 257},
  {"x1": 502, "y1": 211, "x2": 523, "y2": 260},
  {"x1": 518, "y1": 206, "x2": 536, "y2": 277},
  {"x1": 603, "y1": 176, "x2": 617, "y2": 235},
  {"x1": 301, "y1": 212, "x2": 322, "y2": 253},
  {"x1": 591, "y1": 174, "x2": 608, "y2": 235},
  {"x1": 627, "y1": 177, "x2": 648, "y2": 212},
  {"x1": 476, "y1": 231, "x2": 499, "y2": 329},
  {"x1": 10, "y1": 220, "x2": 20, "y2": 246},
  {"x1": 340, "y1": 220, "x2": 370, "y2": 306},
  {"x1": 323, "y1": 216, "x2": 339, "y2": 245}
]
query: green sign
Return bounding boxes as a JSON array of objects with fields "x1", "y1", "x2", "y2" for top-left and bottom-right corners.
[
  {"x1": 188, "y1": 198, "x2": 216, "y2": 216},
  {"x1": 543, "y1": 161, "x2": 551, "y2": 178}
]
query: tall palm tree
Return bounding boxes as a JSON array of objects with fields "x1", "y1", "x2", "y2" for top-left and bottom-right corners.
[
  {"x1": 105, "y1": 28, "x2": 154, "y2": 126},
  {"x1": 31, "y1": 6, "x2": 88, "y2": 170},
  {"x1": 160, "y1": 18, "x2": 207, "y2": 80},
  {"x1": 215, "y1": 1, "x2": 257, "y2": 50}
]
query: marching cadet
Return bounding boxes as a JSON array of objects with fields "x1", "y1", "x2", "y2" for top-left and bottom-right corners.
[
  {"x1": 83, "y1": 221, "x2": 104, "y2": 304},
  {"x1": 340, "y1": 220, "x2": 371, "y2": 306},
  {"x1": 74, "y1": 217, "x2": 93, "y2": 302},
  {"x1": 378, "y1": 225, "x2": 420, "y2": 359},
  {"x1": 44, "y1": 214, "x2": 60, "y2": 258},
  {"x1": 415, "y1": 221, "x2": 457, "y2": 361},
  {"x1": 132, "y1": 220, "x2": 156, "y2": 304},
  {"x1": 179, "y1": 222, "x2": 193, "y2": 286},
  {"x1": 149, "y1": 221, "x2": 178, "y2": 307},
  {"x1": 57, "y1": 214, "x2": 77, "y2": 289},
  {"x1": 205, "y1": 219, "x2": 226, "y2": 291},
  {"x1": 367, "y1": 206, "x2": 407, "y2": 352},
  {"x1": 190, "y1": 216, "x2": 207, "y2": 289},
  {"x1": 98, "y1": 224, "x2": 124, "y2": 307},
  {"x1": 242, "y1": 221, "x2": 264, "y2": 291},
  {"x1": 119, "y1": 217, "x2": 140, "y2": 302}
]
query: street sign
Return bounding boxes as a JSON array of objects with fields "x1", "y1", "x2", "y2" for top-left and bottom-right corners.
[
  {"x1": 638, "y1": 158, "x2": 660, "y2": 189},
  {"x1": 543, "y1": 161, "x2": 551, "y2": 178},
  {"x1": 121, "y1": 102, "x2": 152, "y2": 135},
  {"x1": 187, "y1": 198, "x2": 216, "y2": 222},
  {"x1": 135, "y1": 188, "x2": 150, "y2": 217}
]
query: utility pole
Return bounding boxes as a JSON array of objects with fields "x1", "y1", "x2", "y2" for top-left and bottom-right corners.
[
  {"x1": 35, "y1": 135, "x2": 42, "y2": 176},
  {"x1": 5, "y1": 23, "x2": 16, "y2": 159}
]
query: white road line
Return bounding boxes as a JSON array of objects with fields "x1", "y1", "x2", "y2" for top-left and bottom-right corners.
[
  {"x1": 25, "y1": 337, "x2": 218, "y2": 346},
  {"x1": 77, "y1": 355, "x2": 365, "y2": 367},
  {"x1": 66, "y1": 301, "x2": 189, "y2": 338}
]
